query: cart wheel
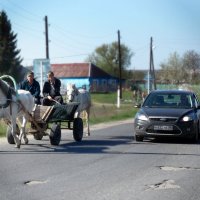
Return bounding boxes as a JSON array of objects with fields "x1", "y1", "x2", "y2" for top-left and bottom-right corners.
[
  {"x1": 6, "y1": 124, "x2": 20, "y2": 144},
  {"x1": 34, "y1": 133, "x2": 43, "y2": 140},
  {"x1": 49, "y1": 123, "x2": 61, "y2": 145},
  {"x1": 73, "y1": 118, "x2": 83, "y2": 142}
]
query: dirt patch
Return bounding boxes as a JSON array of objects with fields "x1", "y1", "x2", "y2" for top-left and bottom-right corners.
[
  {"x1": 159, "y1": 166, "x2": 200, "y2": 171},
  {"x1": 0, "y1": 137, "x2": 7, "y2": 144},
  {"x1": 146, "y1": 180, "x2": 180, "y2": 191}
]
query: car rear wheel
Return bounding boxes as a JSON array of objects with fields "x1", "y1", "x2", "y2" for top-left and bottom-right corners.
[{"x1": 135, "y1": 135, "x2": 144, "y2": 142}]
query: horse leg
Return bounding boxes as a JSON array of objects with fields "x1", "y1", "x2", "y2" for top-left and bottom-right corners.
[
  {"x1": 74, "y1": 111, "x2": 80, "y2": 118},
  {"x1": 23, "y1": 117, "x2": 29, "y2": 145},
  {"x1": 19, "y1": 116, "x2": 28, "y2": 145},
  {"x1": 11, "y1": 117, "x2": 21, "y2": 148},
  {"x1": 85, "y1": 109, "x2": 90, "y2": 136}
]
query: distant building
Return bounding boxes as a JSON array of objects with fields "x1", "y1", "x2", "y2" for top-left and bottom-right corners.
[{"x1": 51, "y1": 62, "x2": 118, "y2": 93}]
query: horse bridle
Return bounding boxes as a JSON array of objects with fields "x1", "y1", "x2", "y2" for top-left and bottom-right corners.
[
  {"x1": 68, "y1": 88, "x2": 78, "y2": 102},
  {"x1": 68, "y1": 91, "x2": 75, "y2": 102}
]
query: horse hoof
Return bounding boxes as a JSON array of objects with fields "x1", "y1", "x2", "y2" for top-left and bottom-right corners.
[
  {"x1": 24, "y1": 137, "x2": 29, "y2": 144},
  {"x1": 85, "y1": 133, "x2": 90, "y2": 137},
  {"x1": 15, "y1": 144, "x2": 20, "y2": 148},
  {"x1": 14, "y1": 139, "x2": 21, "y2": 148}
]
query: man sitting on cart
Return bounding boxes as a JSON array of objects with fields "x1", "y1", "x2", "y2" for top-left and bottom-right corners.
[
  {"x1": 19, "y1": 71, "x2": 41, "y2": 104},
  {"x1": 42, "y1": 71, "x2": 63, "y2": 106}
]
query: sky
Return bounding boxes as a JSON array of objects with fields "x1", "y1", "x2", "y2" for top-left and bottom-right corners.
[{"x1": 1, "y1": 0, "x2": 200, "y2": 70}]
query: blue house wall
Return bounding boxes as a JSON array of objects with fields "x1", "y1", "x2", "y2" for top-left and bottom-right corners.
[
  {"x1": 59, "y1": 77, "x2": 118, "y2": 93},
  {"x1": 51, "y1": 62, "x2": 119, "y2": 93},
  {"x1": 59, "y1": 77, "x2": 90, "y2": 91},
  {"x1": 90, "y1": 77, "x2": 117, "y2": 92}
]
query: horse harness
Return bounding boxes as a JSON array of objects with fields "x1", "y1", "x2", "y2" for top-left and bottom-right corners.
[{"x1": 0, "y1": 80, "x2": 18, "y2": 115}]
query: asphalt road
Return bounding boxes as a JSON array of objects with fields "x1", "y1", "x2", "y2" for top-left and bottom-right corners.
[{"x1": 1, "y1": 119, "x2": 200, "y2": 200}]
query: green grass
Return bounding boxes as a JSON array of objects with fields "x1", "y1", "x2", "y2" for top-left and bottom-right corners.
[
  {"x1": 0, "y1": 120, "x2": 7, "y2": 137},
  {"x1": 90, "y1": 103, "x2": 137, "y2": 124},
  {"x1": 0, "y1": 91, "x2": 137, "y2": 137},
  {"x1": 91, "y1": 91, "x2": 133, "y2": 104},
  {"x1": 89, "y1": 91, "x2": 137, "y2": 124}
]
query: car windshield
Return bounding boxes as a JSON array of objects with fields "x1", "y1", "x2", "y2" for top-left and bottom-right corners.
[{"x1": 143, "y1": 92, "x2": 195, "y2": 109}]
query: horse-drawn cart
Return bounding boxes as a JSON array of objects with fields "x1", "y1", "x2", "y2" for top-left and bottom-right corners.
[{"x1": 6, "y1": 102, "x2": 84, "y2": 146}]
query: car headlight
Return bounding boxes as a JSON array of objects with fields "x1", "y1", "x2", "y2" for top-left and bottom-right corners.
[
  {"x1": 180, "y1": 113, "x2": 195, "y2": 122},
  {"x1": 136, "y1": 113, "x2": 149, "y2": 121}
]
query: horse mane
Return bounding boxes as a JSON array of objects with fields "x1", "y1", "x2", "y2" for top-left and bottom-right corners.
[
  {"x1": 0, "y1": 79, "x2": 16, "y2": 96},
  {"x1": 71, "y1": 84, "x2": 79, "y2": 95},
  {"x1": 0, "y1": 79, "x2": 18, "y2": 108}
]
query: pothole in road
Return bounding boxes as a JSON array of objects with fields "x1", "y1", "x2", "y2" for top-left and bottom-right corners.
[
  {"x1": 158, "y1": 166, "x2": 200, "y2": 171},
  {"x1": 24, "y1": 180, "x2": 48, "y2": 186},
  {"x1": 146, "y1": 179, "x2": 180, "y2": 191}
]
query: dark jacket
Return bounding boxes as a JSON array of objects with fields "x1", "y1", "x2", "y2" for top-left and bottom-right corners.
[
  {"x1": 42, "y1": 77, "x2": 61, "y2": 97},
  {"x1": 19, "y1": 79, "x2": 41, "y2": 98}
]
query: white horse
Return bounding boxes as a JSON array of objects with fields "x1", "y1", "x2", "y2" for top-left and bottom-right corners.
[
  {"x1": 67, "y1": 84, "x2": 91, "y2": 136},
  {"x1": 0, "y1": 78, "x2": 34, "y2": 148}
]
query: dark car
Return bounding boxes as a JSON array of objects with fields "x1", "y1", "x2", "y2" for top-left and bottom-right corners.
[{"x1": 134, "y1": 90, "x2": 200, "y2": 142}]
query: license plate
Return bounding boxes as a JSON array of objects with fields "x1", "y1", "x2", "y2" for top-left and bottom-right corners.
[{"x1": 154, "y1": 125, "x2": 173, "y2": 131}]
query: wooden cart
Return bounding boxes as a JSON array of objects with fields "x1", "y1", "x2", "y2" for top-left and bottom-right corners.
[{"x1": 6, "y1": 102, "x2": 83, "y2": 146}]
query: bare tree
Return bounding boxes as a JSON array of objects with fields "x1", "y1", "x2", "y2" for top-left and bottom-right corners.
[
  {"x1": 182, "y1": 50, "x2": 200, "y2": 84},
  {"x1": 159, "y1": 52, "x2": 185, "y2": 84}
]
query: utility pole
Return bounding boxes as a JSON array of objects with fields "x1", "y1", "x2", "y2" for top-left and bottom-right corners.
[
  {"x1": 117, "y1": 30, "x2": 122, "y2": 99},
  {"x1": 149, "y1": 36, "x2": 156, "y2": 91},
  {"x1": 45, "y1": 16, "x2": 49, "y2": 59}
]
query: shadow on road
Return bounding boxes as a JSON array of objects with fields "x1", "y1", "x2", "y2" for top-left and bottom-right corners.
[
  {"x1": 1, "y1": 135, "x2": 200, "y2": 156},
  {"x1": 139, "y1": 136, "x2": 200, "y2": 145},
  {"x1": 0, "y1": 135, "x2": 133, "y2": 154}
]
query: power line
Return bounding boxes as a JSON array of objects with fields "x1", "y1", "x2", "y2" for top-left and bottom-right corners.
[
  {"x1": 51, "y1": 53, "x2": 90, "y2": 59},
  {"x1": 1, "y1": 1, "x2": 135, "y2": 58},
  {"x1": 6, "y1": 0, "x2": 43, "y2": 21},
  {"x1": 50, "y1": 22, "x2": 114, "y2": 39},
  {"x1": 12, "y1": 21, "x2": 43, "y2": 38}
]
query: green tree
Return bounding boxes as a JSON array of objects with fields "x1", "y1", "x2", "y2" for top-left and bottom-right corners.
[
  {"x1": 0, "y1": 10, "x2": 23, "y2": 82},
  {"x1": 86, "y1": 42, "x2": 133, "y2": 78}
]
